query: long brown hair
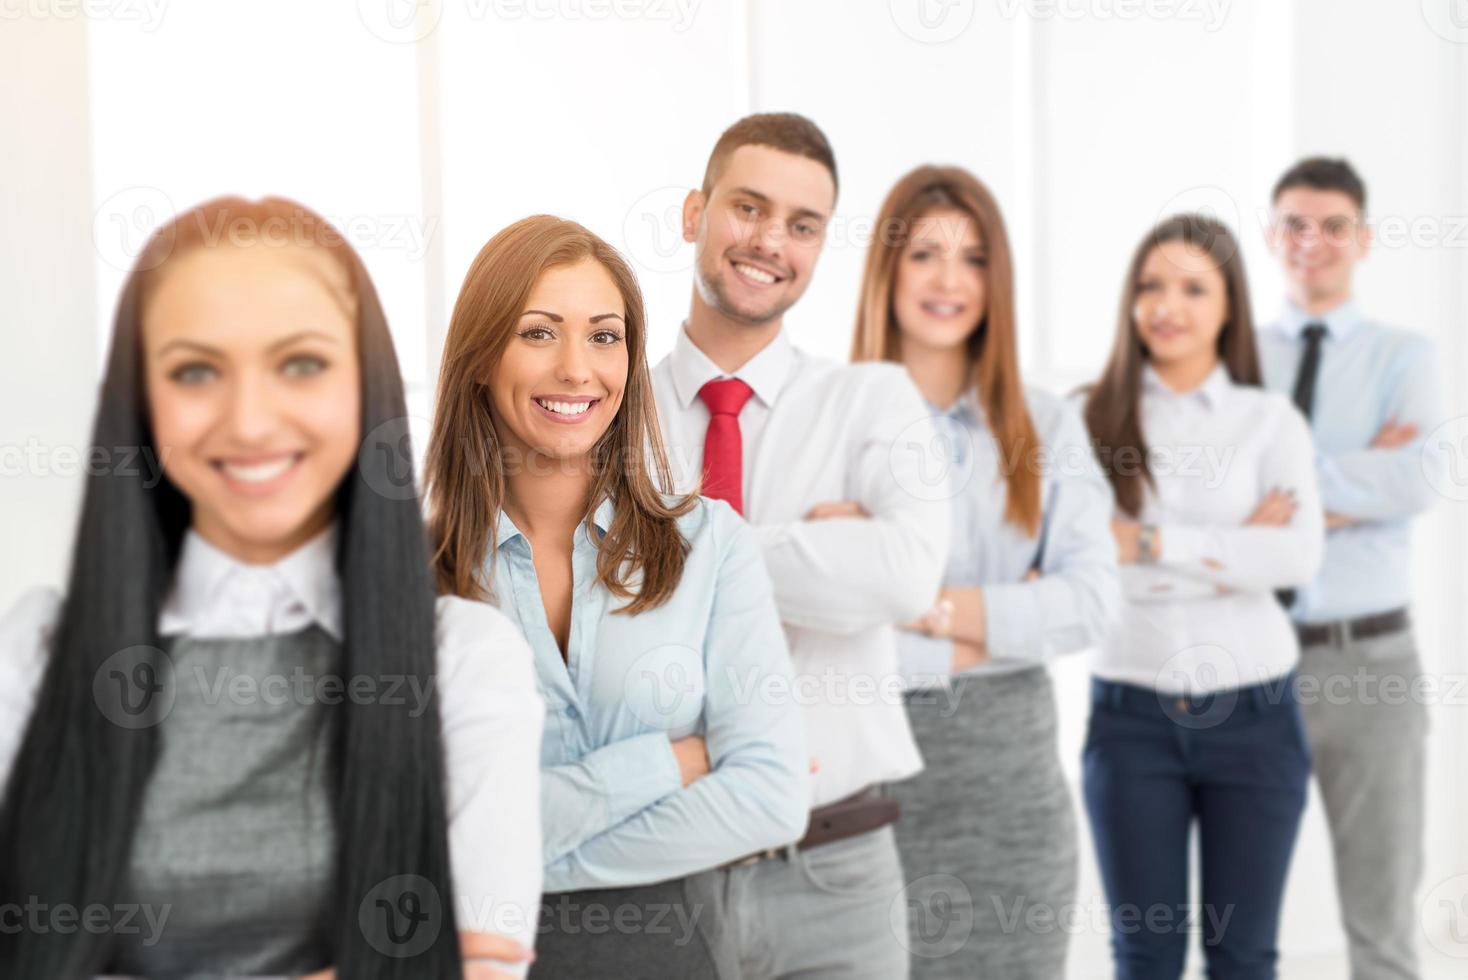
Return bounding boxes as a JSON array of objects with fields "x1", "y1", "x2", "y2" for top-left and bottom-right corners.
[
  {"x1": 426, "y1": 215, "x2": 694, "y2": 613},
  {"x1": 851, "y1": 165, "x2": 1042, "y2": 534},
  {"x1": 1082, "y1": 212, "x2": 1261, "y2": 517}
]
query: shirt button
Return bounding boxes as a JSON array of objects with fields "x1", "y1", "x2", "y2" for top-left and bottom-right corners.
[{"x1": 565, "y1": 706, "x2": 579, "y2": 721}]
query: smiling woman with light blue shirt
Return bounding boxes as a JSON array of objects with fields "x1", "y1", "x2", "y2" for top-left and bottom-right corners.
[
  {"x1": 425, "y1": 215, "x2": 809, "y2": 978},
  {"x1": 851, "y1": 166, "x2": 1120, "y2": 979}
]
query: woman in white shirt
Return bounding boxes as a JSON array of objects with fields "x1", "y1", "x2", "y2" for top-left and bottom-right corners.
[
  {"x1": 851, "y1": 165, "x2": 1120, "y2": 978},
  {"x1": 1080, "y1": 213, "x2": 1324, "y2": 979},
  {"x1": 0, "y1": 198, "x2": 543, "y2": 979}
]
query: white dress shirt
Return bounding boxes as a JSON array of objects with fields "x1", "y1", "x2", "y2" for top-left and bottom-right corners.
[
  {"x1": 1093, "y1": 365, "x2": 1326, "y2": 695},
  {"x1": 652, "y1": 324, "x2": 950, "y2": 807},
  {"x1": 898, "y1": 385, "x2": 1121, "y2": 685},
  {"x1": 0, "y1": 526, "x2": 545, "y2": 972}
]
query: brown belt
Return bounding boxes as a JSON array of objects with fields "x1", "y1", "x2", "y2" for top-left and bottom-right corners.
[
  {"x1": 720, "y1": 786, "x2": 900, "y2": 870},
  {"x1": 1296, "y1": 607, "x2": 1409, "y2": 648}
]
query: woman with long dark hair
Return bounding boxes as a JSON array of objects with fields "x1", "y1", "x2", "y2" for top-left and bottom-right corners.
[
  {"x1": 1080, "y1": 214, "x2": 1323, "y2": 978},
  {"x1": 0, "y1": 198, "x2": 543, "y2": 979},
  {"x1": 426, "y1": 215, "x2": 809, "y2": 978},
  {"x1": 851, "y1": 165, "x2": 1120, "y2": 977}
]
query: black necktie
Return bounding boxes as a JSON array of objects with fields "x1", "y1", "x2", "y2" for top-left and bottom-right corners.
[{"x1": 1278, "y1": 322, "x2": 1327, "y2": 608}]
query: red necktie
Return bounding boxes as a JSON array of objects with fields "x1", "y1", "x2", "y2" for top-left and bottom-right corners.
[{"x1": 697, "y1": 378, "x2": 755, "y2": 515}]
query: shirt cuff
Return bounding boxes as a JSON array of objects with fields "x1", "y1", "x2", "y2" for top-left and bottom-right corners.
[{"x1": 588, "y1": 731, "x2": 683, "y2": 827}]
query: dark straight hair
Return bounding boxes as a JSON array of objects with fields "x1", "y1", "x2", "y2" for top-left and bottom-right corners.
[
  {"x1": 0, "y1": 198, "x2": 464, "y2": 978},
  {"x1": 1082, "y1": 212, "x2": 1261, "y2": 517}
]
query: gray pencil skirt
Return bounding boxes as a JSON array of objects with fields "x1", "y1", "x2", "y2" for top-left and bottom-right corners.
[{"x1": 891, "y1": 667, "x2": 1079, "y2": 980}]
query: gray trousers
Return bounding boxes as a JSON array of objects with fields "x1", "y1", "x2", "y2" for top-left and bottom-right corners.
[
  {"x1": 725, "y1": 823, "x2": 911, "y2": 979},
  {"x1": 1296, "y1": 626, "x2": 1428, "y2": 980}
]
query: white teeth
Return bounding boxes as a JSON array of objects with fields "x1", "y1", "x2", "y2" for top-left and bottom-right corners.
[
  {"x1": 734, "y1": 262, "x2": 777, "y2": 284},
  {"x1": 923, "y1": 301, "x2": 962, "y2": 316},
  {"x1": 221, "y1": 456, "x2": 296, "y2": 483},
  {"x1": 536, "y1": 399, "x2": 592, "y2": 416}
]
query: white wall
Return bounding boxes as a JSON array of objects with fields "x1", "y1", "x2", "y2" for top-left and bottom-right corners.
[{"x1": 2, "y1": 0, "x2": 1466, "y2": 973}]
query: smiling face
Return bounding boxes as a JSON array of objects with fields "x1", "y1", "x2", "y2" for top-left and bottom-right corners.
[
  {"x1": 488, "y1": 257, "x2": 629, "y2": 465},
  {"x1": 143, "y1": 243, "x2": 360, "y2": 564},
  {"x1": 684, "y1": 143, "x2": 835, "y2": 326},
  {"x1": 891, "y1": 208, "x2": 987, "y2": 354},
  {"x1": 1269, "y1": 186, "x2": 1369, "y2": 310},
  {"x1": 1132, "y1": 240, "x2": 1230, "y2": 373}
]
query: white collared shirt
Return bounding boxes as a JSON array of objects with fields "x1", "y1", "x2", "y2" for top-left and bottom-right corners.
[
  {"x1": 1092, "y1": 365, "x2": 1326, "y2": 695},
  {"x1": 652, "y1": 324, "x2": 950, "y2": 807},
  {"x1": 0, "y1": 527, "x2": 545, "y2": 970}
]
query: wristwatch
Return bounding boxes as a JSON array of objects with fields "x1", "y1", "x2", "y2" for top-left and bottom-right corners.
[{"x1": 1137, "y1": 523, "x2": 1158, "y2": 565}]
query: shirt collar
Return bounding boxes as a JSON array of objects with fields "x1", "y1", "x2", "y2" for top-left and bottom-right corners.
[
  {"x1": 1141, "y1": 361, "x2": 1231, "y2": 411},
  {"x1": 927, "y1": 385, "x2": 983, "y2": 426},
  {"x1": 160, "y1": 523, "x2": 342, "y2": 640},
  {"x1": 1277, "y1": 297, "x2": 1360, "y2": 343},
  {"x1": 495, "y1": 494, "x2": 617, "y2": 549},
  {"x1": 668, "y1": 322, "x2": 794, "y2": 410}
]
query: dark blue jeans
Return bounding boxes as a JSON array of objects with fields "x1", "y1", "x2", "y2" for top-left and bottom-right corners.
[{"x1": 1083, "y1": 673, "x2": 1311, "y2": 980}]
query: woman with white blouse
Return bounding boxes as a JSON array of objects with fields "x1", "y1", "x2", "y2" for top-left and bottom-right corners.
[
  {"x1": 0, "y1": 198, "x2": 543, "y2": 979},
  {"x1": 1080, "y1": 213, "x2": 1324, "y2": 979},
  {"x1": 424, "y1": 215, "x2": 809, "y2": 978},
  {"x1": 851, "y1": 165, "x2": 1121, "y2": 978}
]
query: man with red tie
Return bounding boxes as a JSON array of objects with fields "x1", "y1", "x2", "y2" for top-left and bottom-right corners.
[{"x1": 650, "y1": 113, "x2": 950, "y2": 980}]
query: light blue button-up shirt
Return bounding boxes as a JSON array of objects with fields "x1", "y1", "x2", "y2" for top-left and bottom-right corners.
[
  {"x1": 1258, "y1": 299, "x2": 1446, "y2": 623},
  {"x1": 486, "y1": 493, "x2": 809, "y2": 893},
  {"x1": 897, "y1": 385, "x2": 1121, "y2": 684}
]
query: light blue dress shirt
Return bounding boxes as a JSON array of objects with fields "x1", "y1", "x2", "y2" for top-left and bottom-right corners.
[
  {"x1": 486, "y1": 493, "x2": 810, "y2": 893},
  {"x1": 1258, "y1": 300, "x2": 1446, "y2": 623},
  {"x1": 897, "y1": 385, "x2": 1121, "y2": 685}
]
